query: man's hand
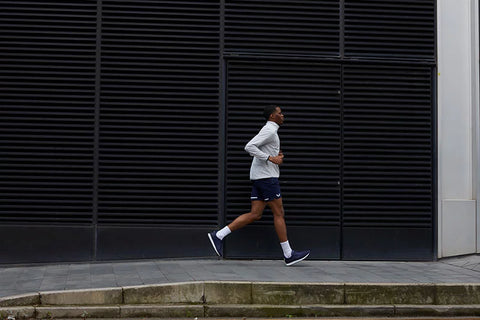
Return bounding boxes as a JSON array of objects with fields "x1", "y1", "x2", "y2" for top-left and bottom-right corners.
[{"x1": 268, "y1": 151, "x2": 284, "y2": 165}]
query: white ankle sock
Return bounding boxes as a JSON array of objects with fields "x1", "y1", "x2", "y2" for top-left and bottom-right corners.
[
  {"x1": 215, "y1": 226, "x2": 231, "y2": 240},
  {"x1": 280, "y1": 240, "x2": 292, "y2": 258}
]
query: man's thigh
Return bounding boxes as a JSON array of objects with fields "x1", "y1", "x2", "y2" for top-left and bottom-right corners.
[
  {"x1": 267, "y1": 198, "x2": 284, "y2": 216},
  {"x1": 251, "y1": 200, "x2": 267, "y2": 215}
]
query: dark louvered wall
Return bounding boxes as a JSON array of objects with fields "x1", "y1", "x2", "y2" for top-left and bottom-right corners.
[
  {"x1": 343, "y1": 65, "x2": 433, "y2": 228},
  {"x1": 0, "y1": 1, "x2": 97, "y2": 263},
  {"x1": 0, "y1": 0, "x2": 436, "y2": 263},
  {"x1": 344, "y1": 0, "x2": 435, "y2": 60},
  {"x1": 0, "y1": 1, "x2": 97, "y2": 224},
  {"x1": 225, "y1": 0, "x2": 339, "y2": 55},
  {"x1": 99, "y1": 1, "x2": 220, "y2": 225},
  {"x1": 342, "y1": 64, "x2": 434, "y2": 259},
  {"x1": 96, "y1": 0, "x2": 220, "y2": 259}
]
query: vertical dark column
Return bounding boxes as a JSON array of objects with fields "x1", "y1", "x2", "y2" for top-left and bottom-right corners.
[
  {"x1": 93, "y1": 0, "x2": 102, "y2": 260},
  {"x1": 432, "y1": 66, "x2": 438, "y2": 261},
  {"x1": 218, "y1": 0, "x2": 226, "y2": 230},
  {"x1": 340, "y1": 0, "x2": 345, "y2": 58},
  {"x1": 339, "y1": 65, "x2": 345, "y2": 258}
]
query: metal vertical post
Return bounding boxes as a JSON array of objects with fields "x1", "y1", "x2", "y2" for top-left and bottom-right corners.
[
  {"x1": 473, "y1": 0, "x2": 480, "y2": 253},
  {"x1": 339, "y1": 0, "x2": 345, "y2": 258},
  {"x1": 432, "y1": 66, "x2": 438, "y2": 260},
  {"x1": 93, "y1": 0, "x2": 102, "y2": 261},
  {"x1": 219, "y1": 0, "x2": 226, "y2": 231},
  {"x1": 340, "y1": 0, "x2": 345, "y2": 58}
]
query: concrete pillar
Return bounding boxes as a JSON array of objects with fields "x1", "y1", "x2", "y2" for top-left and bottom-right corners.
[{"x1": 437, "y1": 0, "x2": 479, "y2": 257}]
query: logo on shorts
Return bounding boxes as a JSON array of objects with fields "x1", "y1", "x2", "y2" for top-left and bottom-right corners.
[{"x1": 276, "y1": 193, "x2": 281, "y2": 197}]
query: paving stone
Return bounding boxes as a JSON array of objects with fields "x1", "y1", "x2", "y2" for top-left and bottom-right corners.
[
  {"x1": 15, "y1": 279, "x2": 42, "y2": 292},
  {"x1": 21, "y1": 268, "x2": 46, "y2": 280},
  {"x1": 90, "y1": 265, "x2": 114, "y2": 275},
  {"x1": 115, "y1": 277, "x2": 143, "y2": 286},
  {"x1": 141, "y1": 278, "x2": 168, "y2": 285},
  {"x1": 39, "y1": 284, "x2": 66, "y2": 292}
]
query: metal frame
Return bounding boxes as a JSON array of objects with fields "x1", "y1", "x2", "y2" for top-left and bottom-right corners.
[
  {"x1": 473, "y1": 0, "x2": 480, "y2": 254},
  {"x1": 93, "y1": 0, "x2": 102, "y2": 261}
]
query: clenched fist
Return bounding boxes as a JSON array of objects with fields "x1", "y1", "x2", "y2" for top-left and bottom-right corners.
[{"x1": 268, "y1": 151, "x2": 284, "y2": 165}]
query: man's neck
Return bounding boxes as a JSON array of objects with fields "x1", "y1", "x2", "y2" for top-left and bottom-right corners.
[{"x1": 267, "y1": 120, "x2": 280, "y2": 128}]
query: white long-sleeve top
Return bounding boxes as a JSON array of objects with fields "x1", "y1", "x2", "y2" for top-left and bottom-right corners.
[{"x1": 244, "y1": 121, "x2": 280, "y2": 180}]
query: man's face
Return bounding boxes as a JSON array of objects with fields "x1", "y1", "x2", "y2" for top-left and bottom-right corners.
[{"x1": 270, "y1": 107, "x2": 285, "y2": 125}]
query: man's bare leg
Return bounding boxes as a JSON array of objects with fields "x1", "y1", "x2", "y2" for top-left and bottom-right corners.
[
  {"x1": 228, "y1": 200, "x2": 267, "y2": 231},
  {"x1": 268, "y1": 198, "x2": 287, "y2": 242}
]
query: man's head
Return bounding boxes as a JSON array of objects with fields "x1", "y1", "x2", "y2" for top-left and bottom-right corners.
[{"x1": 263, "y1": 104, "x2": 284, "y2": 125}]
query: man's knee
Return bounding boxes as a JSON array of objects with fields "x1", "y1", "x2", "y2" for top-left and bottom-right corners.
[
  {"x1": 271, "y1": 204, "x2": 285, "y2": 218},
  {"x1": 249, "y1": 210, "x2": 263, "y2": 221},
  {"x1": 273, "y1": 209, "x2": 284, "y2": 218}
]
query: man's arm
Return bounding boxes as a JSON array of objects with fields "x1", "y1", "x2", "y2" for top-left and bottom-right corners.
[
  {"x1": 244, "y1": 127, "x2": 283, "y2": 165},
  {"x1": 244, "y1": 126, "x2": 272, "y2": 161}
]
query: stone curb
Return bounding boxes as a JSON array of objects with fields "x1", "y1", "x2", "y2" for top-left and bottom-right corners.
[
  {"x1": 345, "y1": 283, "x2": 436, "y2": 305},
  {"x1": 0, "y1": 306, "x2": 35, "y2": 319},
  {"x1": 123, "y1": 282, "x2": 203, "y2": 305},
  {"x1": 40, "y1": 288, "x2": 122, "y2": 306},
  {"x1": 205, "y1": 304, "x2": 480, "y2": 318},
  {"x1": 0, "y1": 293, "x2": 40, "y2": 307},
  {"x1": 120, "y1": 304, "x2": 204, "y2": 318},
  {"x1": 3, "y1": 304, "x2": 480, "y2": 318},
  {"x1": 436, "y1": 283, "x2": 480, "y2": 304},
  {"x1": 1, "y1": 281, "x2": 480, "y2": 318},
  {"x1": 394, "y1": 304, "x2": 480, "y2": 317},
  {"x1": 252, "y1": 282, "x2": 344, "y2": 305},
  {"x1": 35, "y1": 306, "x2": 120, "y2": 319},
  {"x1": 204, "y1": 281, "x2": 252, "y2": 304}
]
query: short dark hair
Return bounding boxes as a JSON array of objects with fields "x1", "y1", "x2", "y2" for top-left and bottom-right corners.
[{"x1": 263, "y1": 104, "x2": 279, "y2": 121}]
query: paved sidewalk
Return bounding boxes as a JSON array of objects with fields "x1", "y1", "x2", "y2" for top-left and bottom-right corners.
[{"x1": 1, "y1": 255, "x2": 480, "y2": 298}]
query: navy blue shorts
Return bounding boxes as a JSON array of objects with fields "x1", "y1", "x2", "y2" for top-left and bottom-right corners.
[{"x1": 250, "y1": 178, "x2": 281, "y2": 202}]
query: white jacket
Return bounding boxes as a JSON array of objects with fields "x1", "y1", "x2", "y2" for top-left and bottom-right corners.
[{"x1": 244, "y1": 121, "x2": 281, "y2": 180}]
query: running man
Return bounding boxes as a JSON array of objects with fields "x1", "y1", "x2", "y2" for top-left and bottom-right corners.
[{"x1": 208, "y1": 105, "x2": 310, "y2": 266}]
